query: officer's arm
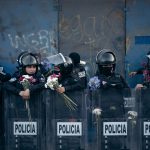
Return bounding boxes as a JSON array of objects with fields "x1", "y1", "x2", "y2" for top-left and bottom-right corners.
[
  {"x1": 29, "y1": 73, "x2": 46, "y2": 93},
  {"x1": 4, "y1": 81, "x2": 21, "y2": 95},
  {"x1": 29, "y1": 82, "x2": 45, "y2": 93},
  {"x1": 64, "y1": 81, "x2": 84, "y2": 91},
  {"x1": 0, "y1": 72, "x2": 11, "y2": 82}
]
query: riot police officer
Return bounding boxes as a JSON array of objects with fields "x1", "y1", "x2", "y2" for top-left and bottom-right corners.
[
  {"x1": 69, "y1": 52, "x2": 87, "y2": 89},
  {"x1": 96, "y1": 49, "x2": 128, "y2": 89},
  {"x1": 92, "y1": 49, "x2": 129, "y2": 149},
  {"x1": 54, "y1": 55, "x2": 87, "y2": 150},
  {"x1": 4, "y1": 52, "x2": 45, "y2": 97},
  {"x1": 95, "y1": 49, "x2": 129, "y2": 117},
  {"x1": 56, "y1": 54, "x2": 87, "y2": 94},
  {"x1": 4, "y1": 53, "x2": 46, "y2": 149},
  {"x1": 129, "y1": 51, "x2": 150, "y2": 90},
  {"x1": 0, "y1": 66, "x2": 11, "y2": 149}
]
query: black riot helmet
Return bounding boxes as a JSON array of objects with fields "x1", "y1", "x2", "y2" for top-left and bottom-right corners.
[
  {"x1": 17, "y1": 51, "x2": 29, "y2": 67},
  {"x1": 21, "y1": 53, "x2": 39, "y2": 67},
  {"x1": 96, "y1": 49, "x2": 116, "y2": 65},
  {"x1": 96, "y1": 49, "x2": 116, "y2": 76}
]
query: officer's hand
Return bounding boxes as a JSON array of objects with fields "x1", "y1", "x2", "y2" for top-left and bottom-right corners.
[
  {"x1": 19, "y1": 89, "x2": 30, "y2": 99},
  {"x1": 19, "y1": 91, "x2": 24, "y2": 97},
  {"x1": 19, "y1": 91, "x2": 29, "y2": 99},
  {"x1": 56, "y1": 87, "x2": 65, "y2": 93},
  {"x1": 129, "y1": 72, "x2": 137, "y2": 77},
  {"x1": 102, "y1": 81, "x2": 107, "y2": 85},
  {"x1": 23, "y1": 89, "x2": 30, "y2": 97},
  {"x1": 135, "y1": 84, "x2": 144, "y2": 90}
]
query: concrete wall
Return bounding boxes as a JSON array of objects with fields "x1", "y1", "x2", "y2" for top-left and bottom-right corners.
[{"x1": 59, "y1": 0, "x2": 125, "y2": 77}]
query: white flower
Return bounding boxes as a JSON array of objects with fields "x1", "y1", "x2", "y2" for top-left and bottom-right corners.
[
  {"x1": 22, "y1": 75, "x2": 31, "y2": 79},
  {"x1": 92, "y1": 108, "x2": 102, "y2": 116},
  {"x1": 128, "y1": 111, "x2": 138, "y2": 120},
  {"x1": 45, "y1": 76, "x2": 59, "y2": 90},
  {"x1": 20, "y1": 75, "x2": 33, "y2": 83},
  {"x1": 45, "y1": 74, "x2": 77, "y2": 111}
]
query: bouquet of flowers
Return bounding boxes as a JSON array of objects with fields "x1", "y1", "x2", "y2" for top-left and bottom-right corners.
[
  {"x1": 127, "y1": 111, "x2": 138, "y2": 125},
  {"x1": 128, "y1": 111, "x2": 138, "y2": 119},
  {"x1": 45, "y1": 74, "x2": 77, "y2": 111},
  {"x1": 92, "y1": 107, "x2": 102, "y2": 148},
  {"x1": 88, "y1": 76, "x2": 101, "y2": 91},
  {"x1": 19, "y1": 75, "x2": 36, "y2": 120},
  {"x1": 92, "y1": 108, "x2": 102, "y2": 122}
]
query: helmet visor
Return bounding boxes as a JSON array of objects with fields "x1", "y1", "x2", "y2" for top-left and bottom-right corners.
[{"x1": 45, "y1": 53, "x2": 66, "y2": 65}]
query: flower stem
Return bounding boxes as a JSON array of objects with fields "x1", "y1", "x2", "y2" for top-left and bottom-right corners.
[{"x1": 25, "y1": 100, "x2": 32, "y2": 121}]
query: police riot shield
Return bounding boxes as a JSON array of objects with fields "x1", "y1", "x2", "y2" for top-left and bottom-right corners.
[
  {"x1": 136, "y1": 88, "x2": 150, "y2": 150},
  {"x1": 46, "y1": 89, "x2": 87, "y2": 150},
  {"x1": 0, "y1": 84, "x2": 5, "y2": 149},
  {"x1": 124, "y1": 88, "x2": 138, "y2": 150},
  {"x1": 86, "y1": 87, "x2": 137, "y2": 150},
  {"x1": 4, "y1": 89, "x2": 46, "y2": 150}
]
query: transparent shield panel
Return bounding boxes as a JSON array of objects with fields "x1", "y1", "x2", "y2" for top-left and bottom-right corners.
[
  {"x1": 101, "y1": 118, "x2": 128, "y2": 150},
  {"x1": 4, "y1": 90, "x2": 46, "y2": 150},
  {"x1": 137, "y1": 88, "x2": 150, "y2": 150},
  {"x1": 46, "y1": 89, "x2": 88, "y2": 149},
  {"x1": 52, "y1": 119, "x2": 86, "y2": 150},
  {"x1": 45, "y1": 90, "x2": 55, "y2": 150},
  {"x1": 125, "y1": 88, "x2": 138, "y2": 150},
  {"x1": 86, "y1": 87, "x2": 135, "y2": 150}
]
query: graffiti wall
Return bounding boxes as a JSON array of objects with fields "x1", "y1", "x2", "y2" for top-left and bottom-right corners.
[
  {"x1": 0, "y1": 0, "x2": 58, "y2": 73},
  {"x1": 58, "y1": 0, "x2": 126, "y2": 77}
]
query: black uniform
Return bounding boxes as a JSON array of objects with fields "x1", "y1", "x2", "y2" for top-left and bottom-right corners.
[
  {"x1": 4, "y1": 71, "x2": 45, "y2": 96},
  {"x1": 89, "y1": 49, "x2": 129, "y2": 150},
  {"x1": 3, "y1": 52, "x2": 46, "y2": 119},
  {"x1": 96, "y1": 71, "x2": 129, "y2": 118},
  {"x1": 4, "y1": 52, "x2": 45, "y2": 95},
  {"x1": 61, "y1": 64, "x2": 87, "y2": 91},
  {"x1": 52, "y1": 56, "x2": 87, "y2": 150},
  {"x1": 55, "y1": 59, "x2": 87, "y2": 119},
  {"x1": 0, "y1": 71, "x2": 11, "y2": 83},
  {"x1": 3, "y1": 53, "x2": 46, "y2": 150},
  {"x1": 94, "y1": 49, "x2": 129, "y2": 118},
  {"x1": 0, "y1": 67, "x2": 11, "y2": 149}
]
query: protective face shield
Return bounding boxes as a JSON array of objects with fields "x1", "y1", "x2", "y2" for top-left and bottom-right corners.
[
  {"x1": 45, "y1": 53, "x2": 66, "y2": 66},
  {"x1": 96, "y1": 49, "x2": 116, "y2": 76}
]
